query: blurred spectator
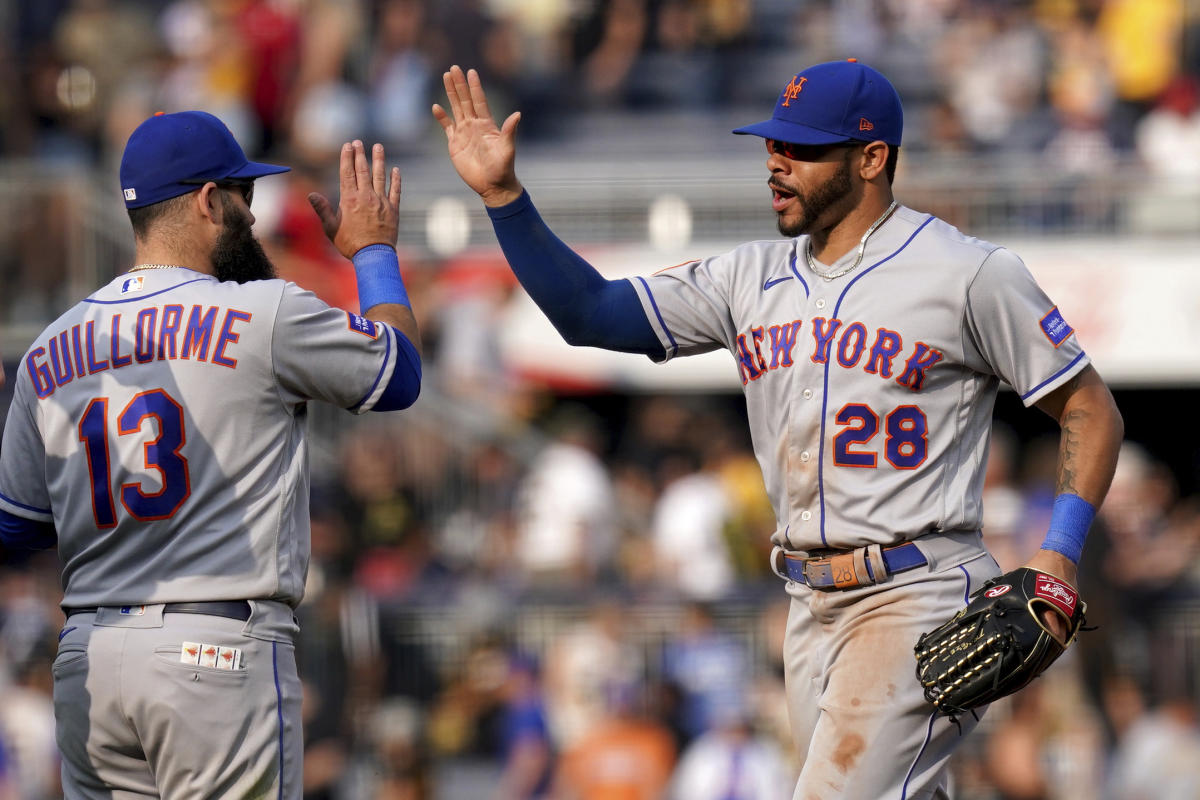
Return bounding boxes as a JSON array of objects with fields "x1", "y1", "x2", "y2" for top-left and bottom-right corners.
[
  {"x1": 650, "y1": 442, "x2": 736, "y2": 600},
  {"x1": 552, "y1": 680, "x2": 675, "y2": 800},
  {"x1": 668, "y1": 715, "x2": 791, "y2": 800},
  {"x1": 427, "y1": 632, "x2": 514, "y2": 761},
  {"x1": 1135, "y1": 75, "x2": 1200, "y2": 177},
  {"x1": 1043, "y1": 15, "x2": 1118, "y2": 177},
  {"x1": 980, "y1": 674, "x2": 1105, "y2": 800},
  {"x1": 626, "y1": 0, "x2": 720, "y2": 109},
  {"x1": 50, "y1": 0, "x2": 158, "y2": 159},
  {"x1": 368, "y1": 0, "x2": 436, "y2": 155},
  {"x1": 1106, "y1": 687, "x2": 1200, "y2": 800},
  {"x1": 0, "y1": 643, "x2": 59, "y2": 800},
  {"x1": 428, "y1": 255, "x2": 520, "y2": 408},
  {"x1": 493, "y1": 655, "x2": 554, "y2": 800},
  {"x1": 1096, "y1": 0, "x2": 1184, "y2": 147},
  {"x1": 513, "y1": 405, "x2": 617, "y2": 590},
  {"x1": 543, "y1": 600, "x2": 643, "y2": 749},
  {"x1": 340, "y1": 698, "x2": 432, "y2": 800},
  {"x1": 661, "y1": 602, "x2": 750, "y2": 745},
  {"x1": 981, "y1": 423, "x2": 1029, "y2": 572},
  {"x1": 935, "y1": 2, "x2": 1051, "y2": 152},
  {"x1": 573, "y1": 0, "x2": 648, "y2": 107}
]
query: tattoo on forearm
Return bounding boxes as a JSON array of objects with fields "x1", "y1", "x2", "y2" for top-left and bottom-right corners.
[{"x1": 1057, "y1": 408, "x2": 1088, "y2": 495}]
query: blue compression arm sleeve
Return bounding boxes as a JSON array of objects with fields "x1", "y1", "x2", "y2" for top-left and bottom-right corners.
[
  {"x1": 371, "y1": 325, "x2": 422, "y2": 411},
  {"x1": 0, "y1": 507, "x2": 56, "y2": 550},
  {"x1": 486, "y1": 191, "x2": 664, "y2": 356}
]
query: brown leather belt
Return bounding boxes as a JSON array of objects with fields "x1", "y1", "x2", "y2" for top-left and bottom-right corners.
[
  {"x1": 777, "y1": 542, "x2": 927, "y2": 590},
  {"x1": 63, "y1": 601, "x2": 252, "y2": 621}
]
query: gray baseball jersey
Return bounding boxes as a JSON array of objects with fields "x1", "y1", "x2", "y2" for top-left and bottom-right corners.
[
  {"x1": 629, "y1": 205, "x2": 1087, "y2": 552},
  {"x1": 629, "y1": 204, "x2": 1087, "y2": 797},
  {"x1": 0, "y1": 267, "x2": 409, "y2": 608}
]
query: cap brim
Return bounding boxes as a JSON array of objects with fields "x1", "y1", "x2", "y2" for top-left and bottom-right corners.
[
  {"x1": 732, "y1": 118, "x2": 857, "y2": 145},
  {"x1": 228, "y1": 160, "x2": 291, "y2": 180}
]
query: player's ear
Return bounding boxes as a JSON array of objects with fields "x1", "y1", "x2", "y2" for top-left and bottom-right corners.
[
  {"x1": 195, "y1": 182, "x2": 223, "y2": 225},
  {"x1": 859, "y1": 141, "x2": 889, "y2": 182}
]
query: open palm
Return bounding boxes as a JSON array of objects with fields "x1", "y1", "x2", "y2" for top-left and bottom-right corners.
[{"x1": 433, "y1": 65, "x2": 523, "y2": 207}]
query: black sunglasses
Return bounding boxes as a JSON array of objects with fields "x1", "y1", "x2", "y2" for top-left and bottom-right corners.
[
  {"x1": 180, "y1": 177, "x2": 254, "y2": 207},
  {"x1": 766, "y1": 139, "x2": 861, "y2": 162}
]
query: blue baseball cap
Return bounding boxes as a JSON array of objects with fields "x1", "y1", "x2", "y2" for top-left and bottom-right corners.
[
  {"x1": 733, "y1": 59, "x2": 903, "y2": 147},
  {"x1": 119, "y1": 111, "x2": 290, "y2": 209}
]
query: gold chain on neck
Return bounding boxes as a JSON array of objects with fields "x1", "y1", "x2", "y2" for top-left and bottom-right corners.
[{"x1": 128, "y1": 264, "x2": 186, "y2": 273}]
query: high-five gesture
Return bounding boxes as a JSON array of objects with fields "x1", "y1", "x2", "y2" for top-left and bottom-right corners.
[
  {"x1": 433, "y1": 65, "x2": 524, "y2": 207},
  {"x1": 309, "y1": 140, "x2": 402, "y2": 258}
]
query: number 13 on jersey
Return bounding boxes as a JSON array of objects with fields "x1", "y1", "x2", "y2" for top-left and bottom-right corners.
[{"x1": 78, "y1": 388, "x2": 191, "y2": 527}]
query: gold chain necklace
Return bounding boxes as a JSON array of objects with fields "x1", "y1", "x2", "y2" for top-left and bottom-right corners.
[
  {"x1": 807, "y1": 201, "x2": 899, "y2": 282},
  {"x1": 128, "y1": 264, "x2": 186, "y2": 272}
]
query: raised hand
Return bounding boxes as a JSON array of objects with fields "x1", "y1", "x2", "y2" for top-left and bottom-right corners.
[
  {"x1": 433, "y1": 65, "x2": 524, "y2": 207},
  {"x1": 308, "y1": 140, "x2": 402, "y2": 259}
]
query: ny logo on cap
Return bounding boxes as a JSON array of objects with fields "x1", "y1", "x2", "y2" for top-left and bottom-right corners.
[{"x1": 781, "y1": 76, "x2": 808, "y2": 107}]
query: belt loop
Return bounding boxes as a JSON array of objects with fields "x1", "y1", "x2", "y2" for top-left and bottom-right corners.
[
  {"x1": 851, "y1": 547, "x2": 873, "y2": 586},
  {"x1": 866, "y1": 544, "x2": 887, "y2": 582},
  {"x1": 770, "y1": 545, "x2": 790, "y2": 582}
]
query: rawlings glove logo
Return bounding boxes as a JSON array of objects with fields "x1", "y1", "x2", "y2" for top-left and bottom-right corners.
[
  {"x1": 1035, "y1": 574, "x2": 1078, "y2": 616},
  {"x1": 984, "y1": 585, "x2": 1011, "y2": 598}
]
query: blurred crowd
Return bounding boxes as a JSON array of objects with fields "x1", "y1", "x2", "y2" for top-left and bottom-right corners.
[
  {"x1": 0, "y1": 387, "x2": 1199, "y2": 798},
  {"x1": 1, "y1": 0, "x2": 1200, "y2": 798},
  {"x1": 3, "y1": 0, "x2": 1200, "y2": 322},
  {"x1": 3, "y1": 0, "x2": 1200, "y2": 168}
]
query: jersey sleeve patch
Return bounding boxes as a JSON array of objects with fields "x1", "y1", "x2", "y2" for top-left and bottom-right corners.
[
  {"x1": 347, "y1": 312, "x2": 378, "y2": 339},
  {"x1": 1039, "y1": 306, "x2": 1073, "y2": 347}
]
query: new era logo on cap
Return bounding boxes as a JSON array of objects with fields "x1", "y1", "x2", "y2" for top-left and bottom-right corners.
[{"x1": 732, "y1": 59, "x2": 903, "y2": 147}]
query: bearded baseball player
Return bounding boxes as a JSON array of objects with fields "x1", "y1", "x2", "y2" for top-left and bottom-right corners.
[
  {"x1": 435, "y1": 62, "x2": 1124, "y2": 797},
  {"x1": 0, "y1": 112, "x2": 421, "y2": 797}
]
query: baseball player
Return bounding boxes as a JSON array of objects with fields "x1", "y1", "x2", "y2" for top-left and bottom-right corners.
[
  {"x1": 0, "y1": 111, "x2": 421, "y2": 797},
  {"x1": 433, "y1": 62, "x2": 1124, "y2": 797}
]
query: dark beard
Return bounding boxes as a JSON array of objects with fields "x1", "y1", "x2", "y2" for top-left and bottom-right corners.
[
  {"x1": 775, "y1": 154, "x2": 855, "y2": 238},
  {"x1": 212, "y1": 194, "x2": 276, "y2": 283}
]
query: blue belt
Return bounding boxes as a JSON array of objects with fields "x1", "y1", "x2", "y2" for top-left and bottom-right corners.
[{"x1": 781, "y1": 542, "x2": 927, "y2": 590}]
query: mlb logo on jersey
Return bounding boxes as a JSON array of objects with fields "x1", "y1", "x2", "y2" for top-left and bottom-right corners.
[
  {"x1": 346, "y1": 312, "x2": 378, "y2": 338},
  {"x1": 121, "y1": 276, "x2": 145, "y2": 294}
]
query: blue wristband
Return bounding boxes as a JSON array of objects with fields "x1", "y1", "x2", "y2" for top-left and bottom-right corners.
[
  {"x1": 1041, "y1": 493, "x2": 1096, "y2": 564},
  {"x1": 351, "y1": 244, "x2": 410, "y2": 310}
]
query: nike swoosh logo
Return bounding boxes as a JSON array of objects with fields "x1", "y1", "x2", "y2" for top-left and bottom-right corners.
[
  {"x1": 763, "y1": 276, "x2": 794, "y2": 291},
  {"x1": 58, "y1": 626, "x2": 77, "y2": 642}
]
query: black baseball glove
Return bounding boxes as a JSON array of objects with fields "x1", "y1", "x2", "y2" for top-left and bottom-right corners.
[{"x1": 913, "y1": 567, "x2": 1087, "y2": 719}]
